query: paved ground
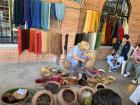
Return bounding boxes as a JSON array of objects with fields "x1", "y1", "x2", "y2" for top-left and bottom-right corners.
[
  {"x1": 94, "y1": 60, "x2": 136, "y2": 105},
  {"x1": 0, "y1": 60, "x2": 136, "y2": 105}
]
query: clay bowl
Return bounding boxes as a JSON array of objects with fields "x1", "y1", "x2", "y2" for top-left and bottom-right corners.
[
  {"x1": 35, "y1": 76, "x2": 49, "y2": 84},
  {"x1": 44, "y1": 81, "x2": 61, "y2": 94},
  {"x1": 95, "y1": 83, "x2": 106, "y2": 91}
]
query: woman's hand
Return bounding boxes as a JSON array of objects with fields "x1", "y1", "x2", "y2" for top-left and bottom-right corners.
[
  {"x1": 80, "y1": 59, "x2": 86, "y2": 63},
  {"x1": 112, "y1": 49, "x2": 115, "y2": 54},
  {"x1": 73, "y1": 55, "x2": 86, "y2": 62},
  {"x1": 135, "y1": 59, "x2": 140, "y2": 64}
]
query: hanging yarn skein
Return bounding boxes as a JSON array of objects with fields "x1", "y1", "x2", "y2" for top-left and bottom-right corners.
[
  {"x1": 41, "y1": 1, "x2": 51, "y2": 30},
  {"x1": 55, "y1": 3, "x2": 66, "y2": 32}
]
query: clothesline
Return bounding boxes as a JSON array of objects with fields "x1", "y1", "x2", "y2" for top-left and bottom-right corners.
[
  {"x1": 41, "y1": 0, "x2": 62, "y2": 2},
  {"x1": 41, "y1": 0, "x2": 81, "y2": 10},
  {"x1": 41, "y1": 0, "x2": 100, "y2": 12},
  {"x1": 38, "y1": 1, "x2": 128, "y2": 18}
]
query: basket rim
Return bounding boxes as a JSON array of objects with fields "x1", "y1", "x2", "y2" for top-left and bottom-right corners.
[{"x1": 1, "y1": 87, "x2": 29, "y2": 105}]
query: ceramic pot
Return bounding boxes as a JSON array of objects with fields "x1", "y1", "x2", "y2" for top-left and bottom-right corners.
[
  {"x1": 32, "y1": 90, "x2": 55, "y2": 105},
  {"x1": 57, "y1": 88, "x2": 78, "y2": 105},
  {"x1": 44, "y1": 81, "x2": 61, "y2": 94},
  {"x1": 77, "y1": 86, "x2": 94, "y2": 105},
  {"x1": 95, "y1": 83, "x2": 106, "y2": 91}
]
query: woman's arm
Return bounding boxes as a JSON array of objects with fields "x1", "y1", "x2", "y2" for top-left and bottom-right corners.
[{"x1": 73, "y1": 55, "x2": 86, "y2": 62}]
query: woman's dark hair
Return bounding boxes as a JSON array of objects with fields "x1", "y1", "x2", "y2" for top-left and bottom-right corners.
[
  {"x1": 138, "y1": 44, "x2": 140, "y2": 48},
  {"x1": 137, "y1": 102, "x2": 140, "y2": 105},
  {"x1": 92, "y1": 89, "x2": 122, "y2": 105}
]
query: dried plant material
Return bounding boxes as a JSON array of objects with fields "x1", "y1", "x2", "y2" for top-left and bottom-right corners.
[{"x1": 127, "y1": 85, "x2": 136, "y2": 93}]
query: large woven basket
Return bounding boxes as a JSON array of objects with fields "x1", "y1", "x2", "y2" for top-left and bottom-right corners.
[{"x1": 1, "y1": 88, "x2": 29, "y2": 105}]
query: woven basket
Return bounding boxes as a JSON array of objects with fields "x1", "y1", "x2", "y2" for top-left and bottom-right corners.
[{"x1": 1, "y1": 88, "x2": 29, "y2": 105}]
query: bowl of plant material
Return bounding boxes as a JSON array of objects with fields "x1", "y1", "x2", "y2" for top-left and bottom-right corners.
[
  {"x1": 77, "y1": 86, "x2": 94, "y2": 105},
  {"x1": 44, "y1": 81, "x2": 61, "y2": 94},
  {"x1": 57, "y1": 88, "x2": 77, "y2": 105},
  {"x1": 32, "y1": 90, "x2": 55, "y2": 105},
  {"x1": 1, "y1": 88, "x2": 29, "y2": 105}
]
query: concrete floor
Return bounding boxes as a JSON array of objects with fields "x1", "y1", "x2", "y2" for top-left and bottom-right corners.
[{"x1": 0, "y1": 60, "x2": 136, "y2": 105}]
